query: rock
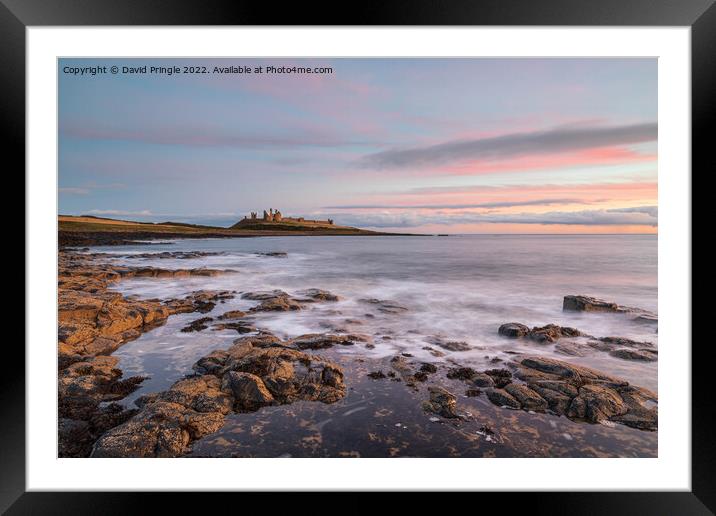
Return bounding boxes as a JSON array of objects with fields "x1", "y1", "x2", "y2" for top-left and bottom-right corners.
[
  {"x1": 296, "y1": 288, "x2": 340, "y2": 302},
  {"x1": 484, "y1": 368, "x2": 512, "y2": 388},
  {"x1": 56, "y1": 252, "x2": 240, "y2": 456},
  {"x1": 419, "y1": 363, "x2": 438, "y2": 374},
  {"x1": 58, "y1": 252, "x2": 358, "y2": 457},
  {"x1": 554, "y1": 340, "x2": 589, "y2": 357},
  {"x1": 518, "y1": 357, "x2": 588, "y2": 381},
  {"x1": 241, "y1": 290, "x2": 304, "y2": 312},
  {"x1": 504, "y1": 383, "x2": 548, "y2": 411},
  {"x1": 58, "y1": 356, "x2": 143, "y2": 418},
  {"x1": 251, "y1": 295, "x2": 303, "y2": 312},
  {"x1": 217, "y1": 310, "x2": 247, "y2": 320},
  {"x1": 529, "y1": 385, "x2": 572, "y2": 414},
  {"x1": 211, "y1": 321, "x2": 257, "y2": 334},
  {"x1": 388, "y1": 355, "x2": 430, "y2": 387},
  {"x1": 132, "y1": 267, "x2": 231, "y2": 279},
  {"x1": 193, "y1": 350, "x2": 231, "y2": 375},
  {"x1": 422, "y1": 346, "x2": 446, "y2": 358},
  {"x1": 289, "y1": 333, "x2": 362, "y2": 350},
  {"x1": 413, "y1": 371, "x2": 429, "y2": 382},
  {"x1": 180, "y1": 317, "x2": 213, "y2": 332},
  {"x1": 92, "y1": 401, "x2": 203, "y2": 457},
  {"x1": 256, "y1": 252, "x2": 288, "y2": 257},
  {"x1": 586, "y1": 340, "x2": 614, "y2": 352},
  {"x1": 529, "y1": 324, "x2": 582, "y2": 343},
  {"x1": 358, "y1": 298, "x2": 408, "y2": 314},
  {"x1": 586, "y1": 337, "x2": 656, "y2": 359},
  {"x1": 465, "y1": 388, "x2": 481, "y2": 397},
  {"x1": 165, "y1": 290, "x2": 236, "y2": 315},
  {"x1": 426, "y1": 336, "x2": 470, "y2": 352},
  {"x1": 564, "y1": 295, "x2": 658, "y2": 323},
  {"x1": 389, "y1": 355, "x2": 412, "y2": 371},
  {"x1": 231, "y1": 333, "x2": 283, "y2": 349},
  {"x1": 486, "y1": 388, "x2": 521, "y2": 409},
  {"x1": 219, "y1": 341, "x2": 346, "y2": 405},
  {"x1": 563, "y1": 295, "x2": 619, "y2": 312},
  {"x1": 510, "y1": 356, "x2": 657, "y2": 430},
  {"x1": 367, "y1": 371, "x2": 387, "y2": 379},
  {"x1": 567, "y1": 384, "x2": 628, "y2": 423},
  {"x1": 93, "y1": 338, "x2": 346, "y2": 457},
  {"x1": 497, "y1": 322, "x2": 583, "y2": 344},
  {"x1": 58, "y1": 418, "x2": 91, "y2": 457},
  {"x1": 498, "y1": 323, "x2": 530, "y2": 338},
  {"x1": 471, "y1": 373, "x2": 495, "y2": 388},
  {"x1": 221, "y1": 371, "x2": 274, "y2": 411},
  {"x1": 144, "y1": 375, "x2": 233, "y2": 415},
  {"x1": 597, "y1": 336, "x2": 655, "y2": 349},
  {"x1": 632, "y1": 313, "x2": 658, "y2": 325},
  {"x1": 120, "y1": 251, "x2": 224, "y2": 260},
  {"x1": 609, "y1": 348, "x2": 658, "y2": 362},
  {"x1": 446, "y1": 367, "x2": 477, "y2": 381},
  {"x1": 241, "y1": 290, "x2": 289, "y2": 301},
  {"x1": 422, "y1": 387, "x2": 461, "y2": 418}
]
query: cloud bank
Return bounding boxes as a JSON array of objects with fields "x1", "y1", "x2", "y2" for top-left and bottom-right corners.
[
  {"x1": 322, "y1": 198, "x2": 585, "y2": 210},
  {"x1": 361, "y1": 123, "x2": 657, "y2": 169},
  {"x1": 315, "y1": 205, "x2": 658, "y2": 229}
]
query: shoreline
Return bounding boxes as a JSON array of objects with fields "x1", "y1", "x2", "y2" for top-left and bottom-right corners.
[
  {"x1": 58, "y1": 214, "x2": 418, "y2": 247},
  {"x1": 59, "y1": 230, "x2": 420, "y2": 248},
  {"x1": 58, "y1": 248, "x2": 658, "y2": 458}
]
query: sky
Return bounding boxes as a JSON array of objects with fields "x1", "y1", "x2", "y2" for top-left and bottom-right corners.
[{"x1": 58, "y1": 58, "x2": 657, "y2": 234}]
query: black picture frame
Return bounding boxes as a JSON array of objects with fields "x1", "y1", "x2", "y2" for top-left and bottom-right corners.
[{"x1": 6, "y1": 0, "x2": 709, "y2": 511}]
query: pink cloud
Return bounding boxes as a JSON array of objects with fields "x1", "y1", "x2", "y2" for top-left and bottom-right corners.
[{"x1": 436, "y1": 146, "x2": 656, "y2": 176}]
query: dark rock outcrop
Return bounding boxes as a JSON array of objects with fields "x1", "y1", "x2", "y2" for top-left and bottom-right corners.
[
  {"x1": 446, "y1": 366, "x2": 477, "y2": 381},
  {"x1": 471, "y1": 373, "x2": 495, "y2": 388},
  {"x1": 563, "y1": 295, "x2": 620, "y2": 312},
  {"x1": 497, "y1": 321, "x2": 657, "y2": 361},
  {"x1": 425, "y1": 336, "x2": 470, "y2": 352},
  {"x1": 554, "y1": 340, "x2": 589, "y2": 357},
  {"x1": 180, "y1": 317, "x2": 213, "y2": 332},
  {"x1": 92, "y1": 335, "x2": 346, "y2": 457},
  {"x1": 217, "y1": 310, "x2": 247, "y2": 320},
  {"x1": 529, "y1": 324, "x2": 582, "y2": 343},
  {"x1": 358, "y1": 298, "x2": 408, "y2": 314},
  {"x1": 563, "y1": 295, "x2": 658, "y2": 325},
  {"x1": 423, "y1": 386, "x2": 462, "y2": 419},
  {"x1": 486, "y1": 388, "x2": 521, "y2": 409},
  {"x1": 241, "y1": 289, "x2": 338, "y2": 312},
  {"x1": 498, "y1": 323, "x2": 530, "y2": 338},
  {"x1": 497, "y1": 322, "x2": 582, "y2": 343},
  {"x1": 511, "y1": 356, "x2": 657, "y2": 430},
  {"x1": 57, "y1": 251, "x2": 237, "y2": 457},
  {"x1": 289, "y1": 333, "x2": 365, "y2": 350},
  {"x1": 609, "y1": 348, "x2": 658, "y2": 362},
  {"x1": 296, "y1": 288, "x2": 340, "y2": 302}
]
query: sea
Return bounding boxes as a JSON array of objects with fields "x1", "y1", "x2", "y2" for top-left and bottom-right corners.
[{"x1": 88, "y1": 234, "x2": 658, "y2": 457}]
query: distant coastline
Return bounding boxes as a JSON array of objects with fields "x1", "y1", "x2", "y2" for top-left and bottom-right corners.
[{"x1": 58, "y1": 214, "x2": 416, "y2": 247}]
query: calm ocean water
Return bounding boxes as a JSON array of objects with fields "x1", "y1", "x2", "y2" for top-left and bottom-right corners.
[{"x1": 94, "y1": 234, "x2": 657, "y2": 402}]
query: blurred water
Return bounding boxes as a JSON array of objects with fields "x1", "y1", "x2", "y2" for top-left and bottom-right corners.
[{"x1": 97, "y1": 234, "x2": 657, "y2": 400}]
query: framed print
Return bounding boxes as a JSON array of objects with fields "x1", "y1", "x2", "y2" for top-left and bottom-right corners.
[{"x1": 7, "y1": 0, "x2": 711, "y2": 511}]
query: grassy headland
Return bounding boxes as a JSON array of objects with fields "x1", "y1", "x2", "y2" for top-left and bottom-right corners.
[{"x1": 59, "y1": 215, "x2": 405, "y2": 247}]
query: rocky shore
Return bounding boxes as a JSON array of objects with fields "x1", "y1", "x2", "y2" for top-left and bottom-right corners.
[
  {"x1": 58, "y1": 250, "x2": 658, "y2": 458},
  {"x1": 58, "y1": 251, "x2": 238, "y2": 456}
]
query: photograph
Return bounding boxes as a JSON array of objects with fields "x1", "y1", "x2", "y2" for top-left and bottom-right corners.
[{"x1": 56, "y1": 57, "x2": 660, "y2": 459}]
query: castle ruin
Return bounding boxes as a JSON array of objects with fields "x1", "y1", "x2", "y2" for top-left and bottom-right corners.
[{"x1": 241, "y1": 208, "x2": 334, "y2": 225}]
